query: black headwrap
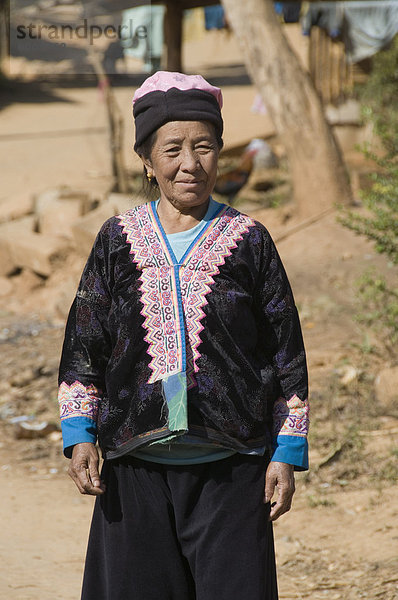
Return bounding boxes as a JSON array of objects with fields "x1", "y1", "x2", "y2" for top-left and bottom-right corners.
[{"x1": 133, "y1": 88, "x2": 224, "y2": 152}]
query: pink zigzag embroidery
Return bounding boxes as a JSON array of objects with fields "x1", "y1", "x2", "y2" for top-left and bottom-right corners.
[
  {"x1": 272, "y1": 394, "x2": 310, "y2": 437},
  {"x1": 117, "y1": 206, "x2": 182, "y2": 383},
  {"x1": 117, "y1": 205, "x2": 255, "y2": 387},
  {"x1": 180, "y1": 208, "x2": 256, "y2": 381},
  {"x1": 58, "y1": 380, "x2": 100, "y2": 421}
]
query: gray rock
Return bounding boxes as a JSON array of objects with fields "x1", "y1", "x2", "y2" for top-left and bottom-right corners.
[
  {"x1": 14, "y1": 420, "x2": 59, "y2": 439},
  {"x1": 0, "y1": 217, "x2": 70, "y2": 277},
  {"x1": 375, "y1": 366, "x2": 398, "y2": 409}
]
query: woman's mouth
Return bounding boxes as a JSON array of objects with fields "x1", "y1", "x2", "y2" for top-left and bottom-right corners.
[{"x1": 176, "y1": 180, "x2": 203, "y2": 186}]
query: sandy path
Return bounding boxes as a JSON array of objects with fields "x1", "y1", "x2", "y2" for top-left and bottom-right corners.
[{"x1": 0, "y1": 471, "x2": 92, "y2": 600}]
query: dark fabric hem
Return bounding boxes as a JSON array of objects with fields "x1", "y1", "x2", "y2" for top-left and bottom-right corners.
[{"x1": 101, "y1": 425, "x2": 271, "y2": 461}]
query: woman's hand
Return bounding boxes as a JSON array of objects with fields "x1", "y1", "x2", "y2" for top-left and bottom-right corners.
[
  {"x1": 264, "y1": 461, "x2": 295, "y2": 521},
  {"x1": 68, "y1": 443, "x2": 106, "y2": 496}
]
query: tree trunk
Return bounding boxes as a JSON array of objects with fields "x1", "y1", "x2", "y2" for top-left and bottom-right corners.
[
  {"x1": 221, "y1": 0, "x2": 352, "y2": 217},
  {"x1": 165, "y1": 1, "x2": 183, "y2": 72}
]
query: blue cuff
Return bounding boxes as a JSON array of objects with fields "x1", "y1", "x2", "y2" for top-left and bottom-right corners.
[
  {"x1": 61, "y1": 417, "x2": 97, "y2": 458},
  {"x1": 271, "y1": 435, "x2": 309, "y2": 471}
]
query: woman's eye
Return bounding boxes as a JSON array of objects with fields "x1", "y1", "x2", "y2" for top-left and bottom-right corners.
[{"x1": 166, "y1": 147, "x2": 180, "y2": 154}]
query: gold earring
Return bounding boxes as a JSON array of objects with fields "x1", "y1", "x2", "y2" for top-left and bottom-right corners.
[{"x1": 147, "y1": 172, "x2": 153, "y2": 182}]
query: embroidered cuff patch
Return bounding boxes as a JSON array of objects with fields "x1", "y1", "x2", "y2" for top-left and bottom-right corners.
[
  {"x1": 58, "y1": 381, "x2": 100, "y2": 422},
  {"x1": 272, "y1": 394, "x2": 309, "y2": 438}
]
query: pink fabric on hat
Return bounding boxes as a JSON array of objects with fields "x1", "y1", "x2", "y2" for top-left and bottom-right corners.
[{"x1": 133, "y1": 71, "x2": 223, "y2": 109}]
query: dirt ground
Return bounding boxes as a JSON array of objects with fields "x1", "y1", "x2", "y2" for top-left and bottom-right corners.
[
  {"x1": 1, "y1": 30, "x2": 398, "y2": 600},
  {"x1": 1, "y1": 212, "x2": 397, "y2": 600}
]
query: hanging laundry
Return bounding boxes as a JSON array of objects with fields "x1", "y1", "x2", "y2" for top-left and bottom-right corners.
[
  {"x1": 121, "y1": 6, "x2": 165, "y2": 73},
  {"x1": 204, "y1": 5, "x2": 226, "y2": 30},
  {"x1": 274, "y1": 2, "x2": 302, "y2": 23},
  {"x1": 301, "y1": 2, "x2": 343, "y2": 39},
  {"x1": 301, "y1": 1, "x2": 398, "y2": 63},
  {"x1": 342, "y1": 1, "x2": 398, "y2": 63},
  {"x1": 282, "y1": 2, "x2": 302, "y2": 24}
]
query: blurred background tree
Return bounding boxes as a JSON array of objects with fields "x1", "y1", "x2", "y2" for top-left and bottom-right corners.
[
  {"x1": 340, "y1": 37, "x2": 398, "y2": 358},
  {"x1": 221, "y1": 0, "x2": 352, "y2": 218},
  {"x1": 359, "y1": 36, "x2": 398, "y2": 159}
]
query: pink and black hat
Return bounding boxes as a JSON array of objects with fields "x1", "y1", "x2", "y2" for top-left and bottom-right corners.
[{"x1": 133, "y1": 71, "x2": 224, "y2": 152}]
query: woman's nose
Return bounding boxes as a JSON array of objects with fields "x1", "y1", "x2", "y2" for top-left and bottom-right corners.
[{"x1": 180, "y1": 148, "x2": 199, "y2": 172}]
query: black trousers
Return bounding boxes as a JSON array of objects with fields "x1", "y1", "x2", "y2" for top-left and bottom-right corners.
[{"x1": 81, "y1": 453, "x2": 278, "y2": 600}]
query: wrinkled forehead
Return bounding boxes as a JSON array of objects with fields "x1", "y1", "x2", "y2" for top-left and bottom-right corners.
[{"x1": 154, "y1": 120, "x2": 218, "y2": 141}]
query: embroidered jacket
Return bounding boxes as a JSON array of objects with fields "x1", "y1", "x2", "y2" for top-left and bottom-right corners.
[{"x1": 58, "y1": 201, "x2": 309, "y2": 463}]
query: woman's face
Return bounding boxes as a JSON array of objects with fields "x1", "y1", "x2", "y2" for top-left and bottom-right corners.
[{"x1": 143, "y1": 120, "x2": 219, "y2": 210}]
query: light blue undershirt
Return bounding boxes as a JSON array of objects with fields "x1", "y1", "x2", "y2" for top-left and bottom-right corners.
[
  {"x1": 132, "y1": 197, "x2": 238, "y2": 464},
  {"x1": 61, "y1": 196, "x2": 308, "y2": 469}
]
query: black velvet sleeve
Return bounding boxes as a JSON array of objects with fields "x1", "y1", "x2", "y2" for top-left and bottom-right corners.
[
  {"x1": 58, "y1": 220, "x2": 114, "y2": 451},
  {"x1": 253, "y1": 225, "x2": 309, "y2": 467},
  {"x1": 255, "y1": 228, "x2": 308, "y2": 403}
]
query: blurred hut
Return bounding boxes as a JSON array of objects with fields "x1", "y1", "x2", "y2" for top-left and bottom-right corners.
[{"x1": 302, "y1": 0, "x2": 398, "y2": 105}]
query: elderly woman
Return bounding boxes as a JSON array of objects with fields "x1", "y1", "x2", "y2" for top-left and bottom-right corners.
[{"x1": 59, "y1": 71, "x2": 309, "y2": 600}]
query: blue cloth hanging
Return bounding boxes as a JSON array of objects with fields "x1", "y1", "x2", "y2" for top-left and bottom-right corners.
[{"x1": 204, "y1": 5, "x2": 225, "y2": 30}]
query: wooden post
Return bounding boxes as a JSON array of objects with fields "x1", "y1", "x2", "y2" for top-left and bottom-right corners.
[
  {"x1": 0, "y1": 0, "x2": 10, "y2": 77},
  {"x1": 309, "y1": 26, "x2": 316, "y2": 93},
  {"x1": 165, "y1": 1, "x2": 183, "y2": 72},
  {"x1": 88, "y1": 51, "x2": 128, "y2": 194}
]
